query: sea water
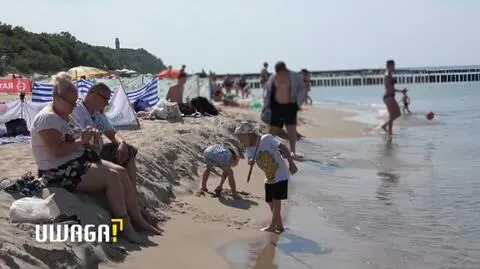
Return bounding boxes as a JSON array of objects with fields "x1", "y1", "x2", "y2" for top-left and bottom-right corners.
[{"x1": 221, "y1": 83, "x2": 480, "y2": 269}]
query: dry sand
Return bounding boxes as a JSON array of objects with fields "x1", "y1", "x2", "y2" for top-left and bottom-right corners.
[{"x1": 0, "y1": 96, "x2": 371, "y2": 269}]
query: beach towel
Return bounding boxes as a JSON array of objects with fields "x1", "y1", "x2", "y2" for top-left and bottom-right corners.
[{"x1": 0, "y1": 135, "x2": 31, "y2": 145}]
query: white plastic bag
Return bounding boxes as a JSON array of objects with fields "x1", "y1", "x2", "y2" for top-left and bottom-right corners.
[
  {"x1": 9, "y1": 193, "x2": 55, "y2": 223},
  {"x1": 148, "y1": 99, "x2": 168, "y2": 120},
  {"x1": 147, "y1": 99, "x2": 181, "y2": 120}
]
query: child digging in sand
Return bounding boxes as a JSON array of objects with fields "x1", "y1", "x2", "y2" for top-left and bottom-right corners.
[
  {"x1": 200, "y1": 144, "x2": 241, "y2": 199},
  {"x1": 234, "y1": 121, "x2": 298, "y2": 233}
]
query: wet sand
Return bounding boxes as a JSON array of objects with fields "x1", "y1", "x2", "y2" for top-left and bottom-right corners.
[{"x1": 99, "y1": 106, "x2": 369, "y2": 269}]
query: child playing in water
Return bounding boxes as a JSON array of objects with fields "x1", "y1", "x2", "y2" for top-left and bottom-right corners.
[
  {"x1": 234, "y1": 121, "x2": 298, "y2": 233},
  {"x1": 200, "y1": 144, "x2": 241, "y2": 199},
  {"x1": 401, "y1": 89, "x2": 412, "y2": 115}
]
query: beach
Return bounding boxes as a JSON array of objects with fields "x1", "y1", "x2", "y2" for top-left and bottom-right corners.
[
  {"x1": 2, "y1": 81, "x2": 480, "y2": 269},
  {"x1": 0, "y1": 96, "x2": 368, "y2": 269}
]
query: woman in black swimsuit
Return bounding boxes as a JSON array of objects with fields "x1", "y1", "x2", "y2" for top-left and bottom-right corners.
[{"x1": 381, "y1": 60, "x2": 405, "y2": 135}]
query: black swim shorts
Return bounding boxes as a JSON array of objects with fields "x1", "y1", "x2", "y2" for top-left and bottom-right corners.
[
  {"x1": 270, "y1": 103, "x2": 298, "y2": 128},
  {"x1": 265, "y1": 180, "x2": 288, "y2": 202}
]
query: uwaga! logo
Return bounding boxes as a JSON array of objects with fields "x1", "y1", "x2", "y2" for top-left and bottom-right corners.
[{"x1": 35, "y1": 218, "x2": 124, "y2": 243}]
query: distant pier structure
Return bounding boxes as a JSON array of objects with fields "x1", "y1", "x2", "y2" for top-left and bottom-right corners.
[{"x1": 216, "y1": 65, "x2": 480, "y2": 89}]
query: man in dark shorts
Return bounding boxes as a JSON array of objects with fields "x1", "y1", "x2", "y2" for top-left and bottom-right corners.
[
  {"x1": 236, "y1": 75, "x2": 250, "y2": 98},
  {"x1": 263, "y1": 61, "x2": 305, "y2": 158},
  {"x1": 71, "y1": 83, "x2": 159, "y2": 225}
]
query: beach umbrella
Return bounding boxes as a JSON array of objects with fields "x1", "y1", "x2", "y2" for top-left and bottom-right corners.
[
  {"x1": 157, "y1": 68, "x2": 180, "y2": 79},
  {"x1": 67, "y1": 66, "x2": 108, "y2": 79}
]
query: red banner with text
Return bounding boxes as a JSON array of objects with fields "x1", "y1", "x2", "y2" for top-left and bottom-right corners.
[{"x1": 0, "y1": 78, "x2": 32, "y2": 94}]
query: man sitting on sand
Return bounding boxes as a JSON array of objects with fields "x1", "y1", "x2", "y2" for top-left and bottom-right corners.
[
  {"x1": 165, "y1": 71, "x2": 194, "y2": 114},
  {"x1": 71, "y1": 82, "x2": 160, "y2": 227},
  {"x1": 31, "y1": 79, "x2": 161, "y2": 243}
]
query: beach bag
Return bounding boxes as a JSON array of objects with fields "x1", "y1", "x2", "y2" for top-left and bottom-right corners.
[
  {"x1": 9, "y1": 193, "x2": 55, "y2": 223},
  {"x1": 190, "y1": 97, "x2": 219, "y2": 116},
  {"x1": 4, "y1": 118, "x2": 30, "y2": 137},
  {"x1": 260, "y1": 107, "x2": 271, "y2": 124}
]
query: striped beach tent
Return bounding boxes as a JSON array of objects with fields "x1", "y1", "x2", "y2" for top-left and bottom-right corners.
[
  {"x1": 32, "y1": 79, "x2": 97, "y2": 103},
  {"x1": 32, "y1": 78, "x2": 159, "y2": 107},
  {"x1": 31, "y1": 82, "x2": 56, "y2": 103},
  {"x1": 125, "y1": 77, "x2": 159, "y2": 106},
  {"x1": 76, "y1": 79, "x2": 94, "y2": 99}
]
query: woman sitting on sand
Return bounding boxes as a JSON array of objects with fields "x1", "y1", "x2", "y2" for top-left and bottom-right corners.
[
  {"x1": 199, "y1": 144, "x2": 241, "y2": 199},
  {"x1": 30, "y1": 79, "x2": 161, "y2": 244}
]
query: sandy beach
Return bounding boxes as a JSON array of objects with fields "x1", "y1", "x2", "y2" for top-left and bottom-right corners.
[{"x1": 0, "y1": 96, "x2": 369, "y2": 269}]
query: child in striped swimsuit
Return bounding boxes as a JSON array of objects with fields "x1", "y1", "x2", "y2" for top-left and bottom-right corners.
[{"x1": 200, "y1": 144, "x2": 241, "y2": 199}]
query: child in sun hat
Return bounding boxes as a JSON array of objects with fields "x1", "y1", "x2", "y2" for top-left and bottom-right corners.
[
  {"x1": 200, "y1": 144, "x2": 241, "y2": 199},
  {"x1": 234, "y1": 121, "x2": 298, "y2": 233}
]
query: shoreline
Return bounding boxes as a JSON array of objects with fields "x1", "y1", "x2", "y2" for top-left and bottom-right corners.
[
  {"x1": 99, "y1": 106, "x2": 370, "y2": 269},
  {"x1": 0, "y1": 103, "x2": 369, "y2": 269}
]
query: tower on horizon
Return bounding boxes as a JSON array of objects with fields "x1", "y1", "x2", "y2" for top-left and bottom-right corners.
[{"x1": 115, "y1": 38, "x2": 120, "y2": 50}]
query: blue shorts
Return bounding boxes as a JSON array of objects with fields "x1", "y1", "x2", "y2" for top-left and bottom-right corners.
[{"x1": 203, "y1": 144, "x2": 232, "y2": 167}]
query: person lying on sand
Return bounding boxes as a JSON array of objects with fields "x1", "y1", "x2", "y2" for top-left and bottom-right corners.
[
  {"x1": 71, "y1": 82, "x2": 161, "y2": 227},
  {"x1": 199, "y1": 144, "x2": 241, "y2": 199},
  {"x1": 30, "y1": 79, "x2": 161, "y2": 244},
  {"x1": 235, "y1": 121, "x2": 298, "y2": 233},
  {"x1": 213, "y1": 89, "x2": 251, "y2": 108}
]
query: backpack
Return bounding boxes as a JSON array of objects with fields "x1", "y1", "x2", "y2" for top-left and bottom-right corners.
[
  {"x1": 4, "y1": 118, "x2": 30, "y2": 137},
  {"x1": 190, "y1": 97, "x2": 219, "y2": 116}
]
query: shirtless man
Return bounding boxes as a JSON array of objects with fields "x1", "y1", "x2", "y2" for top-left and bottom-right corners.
[
  {"x1": 166, "y1": 71, "x2": 187, "y2": 103},
  {"x1": 260, "y1": 62, "x2": 269, "y2": 97},
  {"x1": 381, "y1": 60, "x2": 406, "y2": 135},
  {"x1": 264, "y1": 61, "x2": 304, "y2": 158}
]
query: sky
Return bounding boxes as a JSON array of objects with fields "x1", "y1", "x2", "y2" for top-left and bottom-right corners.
[{"x1": 1, "y1": 0, "x2": 479, "y2": 73}]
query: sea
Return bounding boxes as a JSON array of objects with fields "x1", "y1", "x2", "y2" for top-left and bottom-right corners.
[{"x1": 221, "y1": 83, "x2": 480, "y2": 269}]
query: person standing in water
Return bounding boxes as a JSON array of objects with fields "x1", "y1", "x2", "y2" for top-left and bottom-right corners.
[
  {"x1": 381, "y1": 60, "x2": 406, "y2": 135},
  {"x1": 401, "y1": 89, "x2": 412, "y2": 115},
  {"x1": 263, "y1": 61, "x2": 305, "y2": 158},
  {"x1": 300, "y1": 69, "x2": 312, "y2": 106},
  {"x1": 260, "y1": 62, "x2": 269, "y2": 97}
]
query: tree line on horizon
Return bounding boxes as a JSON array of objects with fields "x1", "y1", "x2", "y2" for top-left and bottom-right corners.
[{"x1": 0, "y1": 22, "x2": 166, "y2": 76}]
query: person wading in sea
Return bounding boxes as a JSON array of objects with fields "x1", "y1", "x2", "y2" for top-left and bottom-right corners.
[{"x1": 381, "y1": 59, "x2": 407, "y2": 135}]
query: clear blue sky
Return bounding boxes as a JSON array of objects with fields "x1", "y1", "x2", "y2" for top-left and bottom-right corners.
[{"x1": 2, "y1": 0, "x2": 479, "y2": 73}]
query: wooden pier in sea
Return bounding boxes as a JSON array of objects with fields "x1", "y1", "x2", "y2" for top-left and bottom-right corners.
[{"x1": 216, "y1": 65, "x2": 480, "y2": 89}]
